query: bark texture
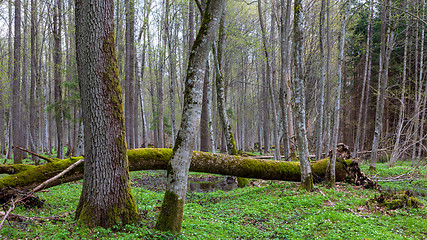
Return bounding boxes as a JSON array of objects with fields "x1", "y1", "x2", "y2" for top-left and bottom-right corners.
[
  {"x1": 75, "y1": 0, "x2": 139, "y2": 228},
  {"x1": 293, "y1": 0, "x2": 313, "y2": 190},
  {"x1": 0, "y1": 148, "x2": 366, "y2": 201},
  {"x1": 155, "y1": 0, "x2": 225, "y2": 233}
]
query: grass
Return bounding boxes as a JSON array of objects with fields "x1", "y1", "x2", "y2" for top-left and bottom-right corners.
[{"x1": 0, "y1": 159, "x2": 426, "y2": 239}]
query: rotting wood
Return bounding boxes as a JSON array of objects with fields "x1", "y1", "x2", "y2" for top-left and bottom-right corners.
[{"x1": 0, "y1": 148, "x2": 377, "y2": 204}]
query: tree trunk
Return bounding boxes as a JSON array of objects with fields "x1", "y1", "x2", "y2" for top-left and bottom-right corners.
[
  {"x1": 155, "y1": 0, "x2": 225, "y2": 233},
  {"x1": 258, "y1": 0, "x2": 281, "y2": 160},
  {"x1": 53, "y1": 0, "x2": 64, "y2": 159},
  {"x1": 415, "y1": 0, "x2": 425, "y2": 167},
  {"x1": 12, "y1": 0, "x2": 25, "y2": 163},
  {"x1": 125, "y1": 0, "x2": 135, "y2": 149},
  {"x1": 293, "y1": 0, "x2": 313, "y2": 190},
  {"x1": 389, "y1": 0, "x2": 409, "y2": 166},
  {"x1": 0, "y1": 148, "x2": 369, "y2": 201},
  {"x1": 315, "y1": 0, "x2": 326, "y2": 161},
  {"x1": 214, "y1": 9, "x2": 237, "y2": 156},
  {"x1": 200, "y1": 62, "x2": 210, "y2": 152},
  {"x1": 329, "y1": 1, "x2": 350, "y2": 186},
  {"x1": 353, "y1": 0, "x2": 373, "y2": 159},
  {"x1": 29, "y1": 0, "x2": 39, "y2": 163},
  {"x1": 370, "y1": 2, "x2": 394, "y2": 171},
  {"x1": 75, "y1": 0, "x2": 139, "y2": 228}
]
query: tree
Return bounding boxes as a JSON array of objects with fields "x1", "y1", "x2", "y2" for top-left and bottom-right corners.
[
  {"x1": 293, "y1": 0, "x2": 313, "y2": 190},
  {"x1": 74, "y1": 0, "x2": 139, "y2": 228},
  {"x1": 315, "y1": 0, "x2": 327, "y2": 161},
  {"x1": 370, "y1": 1, "x2": 395, "y2": 171},
  {"x1": 12, "y1": 0, "x2": 26, "y2": 163},
  {"x1": 155, "y1": 0, "x2": 225, "y2": 232},
  {"x1": 125, "y1": 0, "x2": 135, "y2": 149},
  {"x1": 53, "y1": 0, "x2": 64, "y2": 159},
  {"x1": 329, "y1": 0, "x2": 350, "y2": 186},
  {"x1": 258, "y1": 0, "x2": 280, "y2": 160}
]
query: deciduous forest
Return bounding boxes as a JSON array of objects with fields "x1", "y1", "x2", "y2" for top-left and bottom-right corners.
[{"x1": 0, "y1": 0, "x2": 426, "y2": 238}]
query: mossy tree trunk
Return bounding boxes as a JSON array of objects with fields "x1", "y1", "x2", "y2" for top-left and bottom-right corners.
[
  {"x1": 74, "y1": 0, "x2": 139, "y2": 228},
  {"x1": 155, "y1": 0, "x2": 225, "y2": 234},
  {"x1": 214, "y1": 9, "x2": 237, "y2": 156},
  {"x1": 0, "y1": 148, "x2": 360, "y2": 196}
]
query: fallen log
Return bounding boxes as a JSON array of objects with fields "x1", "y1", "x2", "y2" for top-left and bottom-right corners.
[{"x1": 0, "y1": 148, "x2": 373, "y2": 202}]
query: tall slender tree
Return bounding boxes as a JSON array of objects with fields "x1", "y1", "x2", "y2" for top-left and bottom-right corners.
[
  {"x1": 293, "y1": 0, "x2": 313, "y2": 190},
  {"x1": 53, "y1": 0, "x2": 64, "y2": 159}
]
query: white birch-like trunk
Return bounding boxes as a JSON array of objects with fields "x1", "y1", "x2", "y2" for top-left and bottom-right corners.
[{"x1": 415, "y1": 0, "x2": 425, "y2": 167}]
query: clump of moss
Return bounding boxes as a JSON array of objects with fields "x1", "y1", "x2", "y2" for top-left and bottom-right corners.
[
  {"x1": 237, "y1": 177, "x2": 249, "y2": 188},
  {"x1": 368, "y1": 190, "x2": 423, "y2": 210}
]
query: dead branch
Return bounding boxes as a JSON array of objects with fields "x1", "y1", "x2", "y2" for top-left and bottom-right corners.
[{"x1": 12, "y1": 145, "x2": 53, "y2": 163}]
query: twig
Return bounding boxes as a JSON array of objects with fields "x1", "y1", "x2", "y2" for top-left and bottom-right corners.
[
  {"x1": 0, "y1": 211, "x2": 70, "y2": 223},
  {"x1": 12, "y1": 145, "x2": 53, "y2": 163},
  {"x1": 0, "y1": 199, "x2": 15, "y2": 230}
]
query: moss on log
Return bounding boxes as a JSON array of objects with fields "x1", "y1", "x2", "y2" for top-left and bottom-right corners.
[{"x1": 0, "y1": 148, "x2": 360, "y2": 201}]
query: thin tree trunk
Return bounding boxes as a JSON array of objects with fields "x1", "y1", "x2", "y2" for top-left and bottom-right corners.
[
  {"x1": 415, "y1": 0, "x2": 425, "y2": 167},
  {"x1": 389, "y1": 0, "x2": 409, "y2": 166},
  {"x1": 12, "y1": 0, "x2": 25, "y2": 163},
  {"x1": 125, "y1": 0, "x2": 135, "y2": 149},
  {"x1": 329, "y1": 1, "x2": 350, "y2": 186},
  {"x1": 353, "y1": 0, "x2": 373, "y2": 159},
  {"x1": 29, "y1": 0, "x2": 39, "y2": 162},
  {"x1": 214, "y1": 9, "x2": 237, "y2": 156},
  {"x1": 324, "y1": 0, "x2": 332, "y2": 152},
  {"x1": 155, "y1": 0, "x2": 225, "y2": 233},
  {"x1": 200, "y1": 62, "x2": 210, "y2": 152},
  {"x1": 53, "y1": 0, "x2": 64, "y2": 159},
  {"x1": 258, "y1": 0, "x2": 280, "y2": 160},
  {"x1": 293, "y1": 0, "x2": 313, "y2": 190},
  {"x1": 316, "y1": 0, "x2": 327, "y2": 161},
  {"x1": 370, "y1": 1, "x2": 394, "y2": 171}
]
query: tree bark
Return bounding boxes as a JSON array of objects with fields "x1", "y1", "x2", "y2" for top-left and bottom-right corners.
[
  {"x1": 258, "y1": 0, "x2": 281, "y2": 160},
  {"x1": 53, "y1": 0, "x2": 64, "y2": 159},
  {"x1": 12, "y1": 0, "x2": 25, "y2": 163},
  {"x1": 329, "y1": 1, "x2": 350, "y2": 186},
  {"x1": 75, "y1": 0, "x2": 139, "y2": 228},
  {"x1": 353, "y1": 0, "x2": 373, "y2": 159},
  {"x1": 155, "y1": 0, "x2": 225, "y2": 233},
  {"x1": 370, "y1": 2, "x2": 394, "y2": 171},
  {"x1": 125, "y1": 0, "x2": 135, "y2": 149},
  {"x1": 214, "y1": 9, "x2": 237, "y2": 156},
  {"x1": 0, "y1": 148, "x2": 363, "y2": 200},
  {"x1": 293, "y1": 0, "x2": 313, "y2": 190},
  {"x1": 315, "y1": 0, "x2": 326, "y2": 161}
]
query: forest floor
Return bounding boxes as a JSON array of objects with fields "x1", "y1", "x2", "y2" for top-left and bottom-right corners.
[{"x1": 0, "y1": 157, "x2": 426, "y2": 239}]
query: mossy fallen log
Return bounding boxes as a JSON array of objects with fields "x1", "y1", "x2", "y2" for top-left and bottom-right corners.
[{"x1": 0, "y1": 148, "x2": 368, "y2": 202}]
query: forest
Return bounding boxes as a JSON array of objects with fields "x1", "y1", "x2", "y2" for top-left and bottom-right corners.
[{"x1": 0, "y1": 0, "x2": 426, "y2": 238}]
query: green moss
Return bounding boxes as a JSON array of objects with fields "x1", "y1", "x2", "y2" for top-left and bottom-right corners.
[
  {"x1": 0, "y1": 157, "x2": 84, "y2": 190},
  {"x1": 0, "y1": 164, "x2": 36, "y2": 174},
  {"x1": 155, "y1": 190, "x2": 185, "y2": 234},
  {"x1": 237, "y1": 177, "x2": 249, "y2": 188},
  {"x1": 299, "y1": 173, "x2": 313, "y2": 191}
]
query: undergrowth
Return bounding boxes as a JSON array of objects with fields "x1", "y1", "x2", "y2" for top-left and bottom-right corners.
[{"x1": 0, "y1": 161, "x2": 426, "y2": 239}]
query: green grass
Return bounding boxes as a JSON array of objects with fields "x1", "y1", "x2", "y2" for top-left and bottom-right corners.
[{"x1": 0, "y1": 162, "x2": 426, "y2": 239}]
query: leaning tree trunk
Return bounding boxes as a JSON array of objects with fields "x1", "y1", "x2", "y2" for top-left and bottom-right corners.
[
  {"x1": 0, "y1": 147, "x2": 376, "y2": 203},
  {"x1": 293, "y1": 0, "x2": 313, "y2": 190},
  {"x1": 155, "y1": 0, "x2": 225, "y2": 233},
  {"x1": 74, "y1": 0, "x2": 139, "y2": 228}
]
